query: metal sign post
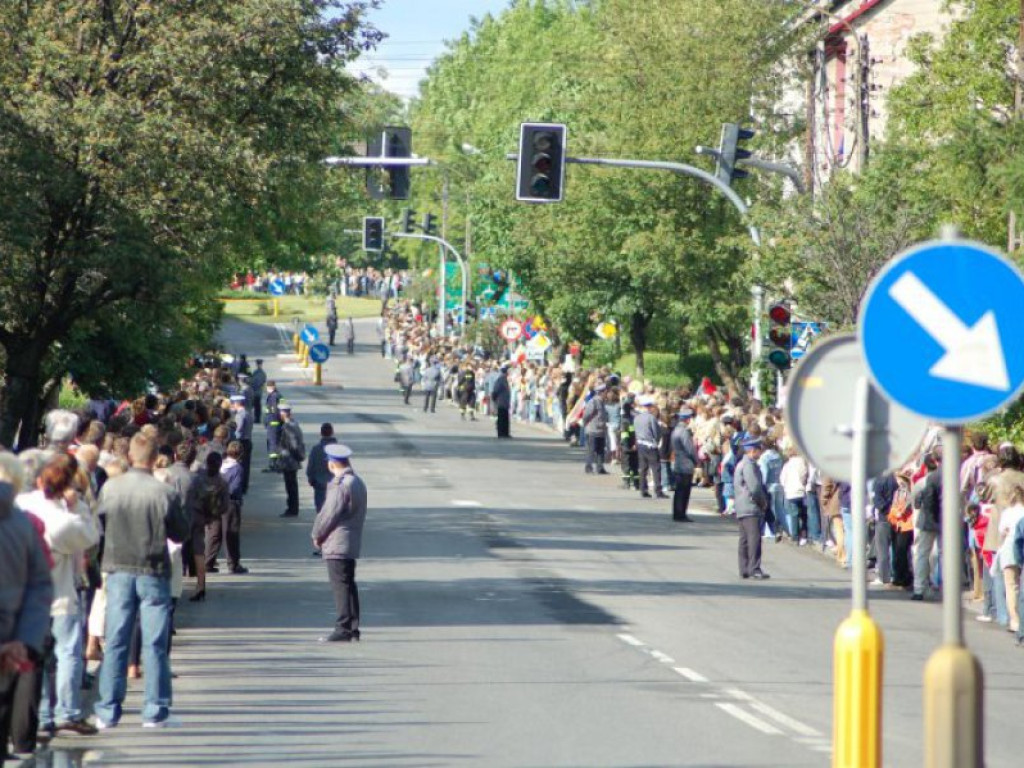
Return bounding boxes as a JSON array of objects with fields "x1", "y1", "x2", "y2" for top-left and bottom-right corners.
[
  {"x1": 392, "y1": 232, "x2": 468, "y2": 339},
  {"x1": 858, "y1": 231, "x2": 1024, "y2": 767},
  {"x1": 785, "y1": 335, "x2": 929, "y2": 768}
]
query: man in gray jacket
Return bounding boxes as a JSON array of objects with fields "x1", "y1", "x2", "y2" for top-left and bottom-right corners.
[
  {"x1": 421, "y1": 358, "x2": 442, "y2": 414},
  {"x1": 670, "y1": 408, "x2": 699, "y2": 522},
  {"x1": 0, "y1": 480, "x2": 53, "y2": 761},
  {"x1": 634, "y1": 396, "x2": 666, "y2": 499},
  {"x1": 735, "y1": 437, "x2": 770, "y2": 580},
  {"x1": 95, "y1": 434, "x2": 189, "y2": 729},
  {"x1": 582, "y1": 385, "x2": 609, "y2": 474},
  {"x1": 312, "y1": 445, "x2": 368, "y2": 643}
]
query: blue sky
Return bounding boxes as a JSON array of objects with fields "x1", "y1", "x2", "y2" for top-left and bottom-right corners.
[{"x1": 346, "y1": 0, "x2": 513, "y2": 100}]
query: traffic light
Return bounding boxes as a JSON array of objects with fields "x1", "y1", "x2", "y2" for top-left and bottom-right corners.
[
  {"x1": 715, "y1": 122, "x2": 755, "y2": 187},
  {"x1": 516, "y1": 122, "x2": 567, "y2": 203},
  {"x1": 422, "y1": 212, "x2": 438, "y2": 236},
  {"x1": 766, "y1": 301, "x2": 793, "y2": 371},
  {"x1": 366, "y1": 126, "x2": 412, "y2": 200},
  {"x1": 399, "y1": 208, "x2": 416, "y2": 234},
  {"x1": 362, "y1": 216, "x2": 384, "y2": 251}
]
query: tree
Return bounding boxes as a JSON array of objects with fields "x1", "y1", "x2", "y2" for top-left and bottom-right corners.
[
  {"x1": 410, "y1": 0, "x2": 803, "y2": 383},
  {"x1": 0, "y1": 1, "x2": 381, "y2": 446}
]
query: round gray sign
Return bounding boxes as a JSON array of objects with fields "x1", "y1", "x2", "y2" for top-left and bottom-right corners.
[{"x1": 784, "y1": 334, "x2": 930, "y2": 482}]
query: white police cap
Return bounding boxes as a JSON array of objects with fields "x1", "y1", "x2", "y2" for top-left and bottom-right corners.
[{"x1": 325, "y1": 444, "x2": 353, "y2": 461}]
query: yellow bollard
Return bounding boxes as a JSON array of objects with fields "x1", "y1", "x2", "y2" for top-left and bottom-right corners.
[
  {"x1": 923, "y1": 645, "x2": 984, "y2": 768},
  {"x1": 832, "y1": 609, "x2": 884, "y2": 768},
  {"x1": 273, "y1": 298, "x2": 280, "y2": 317},
  {"x1": 293, "y1": 333, "x2": 300, "y2": 353},
  {"x1": 301, "y1": 343, "x2": 309, "y2": 368},
  {"x1": 313, "y1": 363, "x2": 322, "y2": 386}
]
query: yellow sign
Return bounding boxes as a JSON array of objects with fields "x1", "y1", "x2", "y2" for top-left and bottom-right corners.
[{"x1": 594, "y1": 321, "x2": 618, "y2": 340}]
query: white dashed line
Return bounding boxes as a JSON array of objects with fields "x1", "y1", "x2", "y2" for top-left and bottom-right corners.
[
  {"x1": 715, "y1": 702, "x2": 783, "y2": 735},
  {"x1": 749, "y1": 700, "x2": 822, "y2": 738},
  {"x1": 648, "y1": 650, "x2": 675, "y2": 664},
  {"x1": 451, "y1": 499, "x2": 483, "y2": 508},
  {"x1": 673, "y1": 667, "x2": 709, "y2": 683},
  {"x1": 616, "y1": 633, "x2": 645, "y2": 647}
]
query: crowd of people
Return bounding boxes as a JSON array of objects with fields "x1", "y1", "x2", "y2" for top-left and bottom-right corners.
[
  {"x1": 0, "y1": 349, "x2": 369, "y2": 763},
  {"x1": 331, "y1": 263, "x2": 406, "y2": 300},
  {"x1": 229, "y1": 271, "x2": 310, "y2": 295},
  {"x1": 381, "y1": 299, "x2": 1024, "y2": 643}
]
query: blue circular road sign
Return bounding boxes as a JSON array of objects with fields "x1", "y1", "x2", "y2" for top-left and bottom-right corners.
[
  {"x1": 300, "y1": 324, "x2": 320, "y2": 345},
  {"x1": 269, "y1": 279, "x2": 286, "y2": 296},
  {"x1": 309, "y1": 343, "x2": 330, "y2": 364},
  {"x1": 859, "y1": 238, "x2": 1024, "y2": 423}
]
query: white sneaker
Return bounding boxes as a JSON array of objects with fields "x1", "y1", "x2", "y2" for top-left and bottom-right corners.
[
  {"x1": 869, "y1": 578, "x2": 885, "y2": 586},
  {"x1": 92, "y1": 717, "x2": 117, "y2": 731},
  {"x1": 975, "y1": 615, "x2": 994, "y2": 623},
  {"x1": 143, "y1": 715, "x2": 181, "y2": 729}
]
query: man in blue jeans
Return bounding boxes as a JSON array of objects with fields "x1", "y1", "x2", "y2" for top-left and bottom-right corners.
[{"x1": 94, "y1": 434, "x2": 188, "y2": 729}]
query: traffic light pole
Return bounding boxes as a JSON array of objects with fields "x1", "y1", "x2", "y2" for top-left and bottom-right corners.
[
  {"x1": 392, "y1": 232, "x2": 469, "y2": 338},
  {"x1": 506, "y1": 154, "x2": 761, "y2": 247}
]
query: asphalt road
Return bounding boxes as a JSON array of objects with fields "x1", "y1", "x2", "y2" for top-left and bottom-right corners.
[{"x1": 27, "y1": 315, "x2": 1023, "y2": 767}]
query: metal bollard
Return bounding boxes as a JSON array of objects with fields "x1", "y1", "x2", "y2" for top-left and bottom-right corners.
[{"x1": 313, "y1": 363, "x2": 322, "y2": 386}]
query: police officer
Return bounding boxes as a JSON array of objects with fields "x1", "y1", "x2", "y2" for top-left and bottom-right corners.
[
  {"x1": 277, "y1": 404, "x2": 305, "y2": 517},
  {"x1": 735, "y1": 437, "x2": 770, "y2": 579},
  {"x1": 634, "y1": 396, "x2": 666, "y2": 498},
  {"x1": 619, "y1": 392, "x2": 639, "y2": 490},
  {"x1": 456, "y1": 363, "x2": 477, "y2": 420},
  {"x1": 326, "y1": 308, "x2": 339, "y2": 346},
  {"x1": 230, "y1": 394, "x2": 253, "y2": 494},
  {"x1": 263, "y1": 381, "x2": 282, "y2": 472},
  {"x1": 312, "y1": 444, "x2": 368, "y2": 643},
  {"x1": 491, "y1": 363, "x2": 512, "y2": 438},
  {"x1": 582, "y1": 384, "x2": 609, "y2": 474},
  {"x1": 249, "y1": 359, "x2": 266, "y2": 423},
  {"x1": 670, "y1": 407, "x2": 699, "y2": 522}
]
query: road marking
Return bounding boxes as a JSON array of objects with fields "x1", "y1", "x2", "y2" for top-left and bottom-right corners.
[
  {"x1": 673, "y1": 667, "x2": 709, "y2": 683},
  {"x1": 749, "y1": 700, "x2": 821, "y2": 738},
  {"x1": 451, "y1": 499, "x2": 483, "y2": 508},
  {"x1": 616, "y1": 634, "x2": 821, "y2": 752},
  {"x1": 714, "y1": 702, "x2": 783, "y2": 736}
]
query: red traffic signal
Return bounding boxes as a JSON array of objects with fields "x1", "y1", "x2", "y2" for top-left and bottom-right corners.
[{"x1": 768, "y1": 302, "x2": 791, "y2": 325}]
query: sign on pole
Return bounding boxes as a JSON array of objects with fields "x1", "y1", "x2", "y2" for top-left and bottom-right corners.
[
  {"x1": 860, "y1": 238, "x2": 1024, "y2": 423},
  {"x1": 300, "y1": 324, "x2": 320, "y2": 345},
  {"x1": 785, "y1": 335, "x2": 929, "y2": 482},
  {"x1": 269, "y1": 279, "x2": 286, "y2": 296},
  {"x1": 499, "y1": 319, "x2": 523, "y2": 342},
  {"x1": 308, "y1": 343, "x2": 330, "y2": 364}
]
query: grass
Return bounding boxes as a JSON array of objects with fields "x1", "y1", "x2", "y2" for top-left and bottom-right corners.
[{"x1": 220, "y1": 294, "x2": 383, "y2": 323}]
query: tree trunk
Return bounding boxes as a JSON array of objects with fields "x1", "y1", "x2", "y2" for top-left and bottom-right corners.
[
  {"x1": 704, "y1": 328, "x2": 743, "y2": 400},
  {"x1": 630, "y1": 310, "x2": 649, "y2": 378},
  {"x1": 0, "y1": 345, "x2": 47, "y2": 450}
]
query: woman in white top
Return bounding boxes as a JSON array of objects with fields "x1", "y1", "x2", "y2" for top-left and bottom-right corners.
[
  {"x1": 16, "y1": 454, "x2": 101, "y2": 735},
  {"x1": 996, "y1": 486, "x2": 1024, "y2": 633}
]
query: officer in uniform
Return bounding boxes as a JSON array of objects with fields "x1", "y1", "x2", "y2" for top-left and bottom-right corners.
[
  {"x1": 277, "y1": 404, "x2": 305, "y2": 517},
  {"x1": 456, "y1": 363, "x2": 477, "y2": 420},
  {"x1": 306, "y1": 423, "x2": 338, "y2": 515},
  {"x1": 249, "y1": 359, "x2": 267, "y2": 423},
  {"x1": 619, "y1": 392, "x2": 639, "y2": 490},
  {"x1": 312, "y1": 444, "x2": 368, "y2": 643},
  {"x1": 237, "y1": 372, "x2": 255, "y2": 413},
  {"x1": 634, "y1": 395, "x2": 667, "y2": 499},
  {"x1": 326, "y1": 306, "x2": 339, "y2": 346},
  {"x1": 735, "y1": 437, "x2": 770, "y2": 579},
  {"x1": 491, "y1": 363, "x2": 512, "y2": 438},
  {"x1": 230, "y1": 394, "x2": 254, "y2": 494},
  {"x1": 670, "y1": 407, "x2": 699, "y2": 522},
  {"x1": 263, "y1": 380, "x2": 282, "y2": 472}
]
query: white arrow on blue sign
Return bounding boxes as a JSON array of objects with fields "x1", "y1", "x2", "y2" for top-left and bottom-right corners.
[
  {"x1": 269, "y1": 279, "x2": 286, "y2": 296},
  {"x1": 308, "y1": 343, "x2": 330, "y2": 364},
  {"x1": 859, "y1": 238, "x2": 1024, "y2": 423},
  {"x1": 300, "y1": 324, "x2": 320, "y2": 345}
]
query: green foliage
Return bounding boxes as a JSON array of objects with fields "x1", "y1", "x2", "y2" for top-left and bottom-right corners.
[
  {"x1": 0, "y1": 1, "x2": 382, "y2": 443},
  {"x1": 410, "y1": 0, "x2": 806, "y2": 389}
]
